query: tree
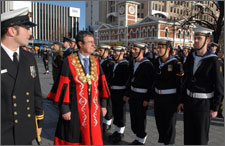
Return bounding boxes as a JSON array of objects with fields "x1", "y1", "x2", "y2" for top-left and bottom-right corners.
[{"x1": 173, "y1": 1, "x2": 224, "y2": 44}]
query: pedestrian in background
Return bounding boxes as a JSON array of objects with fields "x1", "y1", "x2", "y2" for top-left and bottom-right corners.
[
  {"x1": 42, "y1": 45, "x2": 50, "y2": 74},
  {"x1": 52, "y1": 41, "x2": 63, "y2": 83}
]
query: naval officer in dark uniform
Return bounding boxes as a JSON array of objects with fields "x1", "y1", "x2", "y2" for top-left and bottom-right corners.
[
  {"x1": 62, "y1": 37, "x2": 74, "y2": 58},
  {"x1": 1, "y1": 7, "x2": 44, "y2": 145},
  {"x1": 124, "y1": 42, "x2": 155, "y2": 145},
  {"x1": 108, "y1": 46, "x2": 129, "y2": 144},
  {"x1": 153, "y1": 39, "x2": 184, "y2": 145},
  {"x1": 99, "y1": 44, "x2": 114, "y2": 132},
  {"x1": 177, "y1": 26, "x2": 224, "y2": 145}
]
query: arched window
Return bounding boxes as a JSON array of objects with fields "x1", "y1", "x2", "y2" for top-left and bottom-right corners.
[
  {"x1": 112, "y1": 32, "x2": 115, "y2": 40},
  {"x1": 165, "y1": 28, "x2": 168, "y2": 37},
  {"x1": 178, "y1": 30, "x2": 181, "y2": 38},
  {"x1": 136, "y1": 29, "x2": 140, "y2": 38},
  {"x1": 120, "y1": 31, "x2": 124, "y2": 39},
  {"x1": 187, "y1": 31, "x2": 190, "y2": 40},
  {"x1": 152, "y1": 28, "x2": 155, "y2": 37},
  {"x1": 130, "y1": 30, "x2": 133, "y2": 39},
  {"x1": 147, "y1": 28, "x2": 151, "y2": 37},
  {"x1": 142, "y1": 29, "x2": 146, "y2": 37}
]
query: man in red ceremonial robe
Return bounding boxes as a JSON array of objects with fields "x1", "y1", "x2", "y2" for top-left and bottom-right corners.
[{"x1": 48, "y1": 31, "x2": 110, "y2": 145}]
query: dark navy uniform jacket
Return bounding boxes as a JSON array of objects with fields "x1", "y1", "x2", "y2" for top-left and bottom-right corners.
[
  {"x1": 1, "y1": 48, "x2": 44, "y2": 145},
  {"x1": 181, "y1": 51, "x2": 224, "y2": 111}
]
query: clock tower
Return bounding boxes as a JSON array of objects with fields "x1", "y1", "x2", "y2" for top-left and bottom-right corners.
[{"x1": 117, "y1": 1, "x2": 140, "y2": 27}]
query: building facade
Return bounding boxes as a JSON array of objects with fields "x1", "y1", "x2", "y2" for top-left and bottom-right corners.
[
  {"x1": 96, "y1": 1, "x2": 194, "y2": 48},
  {"x1": 86, "y1": 0, "x2": 219, "y2": 29},
  {"x1": 1, "y1": 1, "x2": 80, "y2": 42},
  {"x1": 86, "y1": 1, "x2": 219, "y2": 48}
]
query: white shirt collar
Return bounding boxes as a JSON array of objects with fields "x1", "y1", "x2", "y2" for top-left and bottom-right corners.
[
  {"x1": 63, "y1": 47, "x2": 70, "y2": 52},
  {"x1": 1, "y1": 43, "x2": 20, "y2": 61},
  {"x1": 78, "y1": 51, "x2": 90, "y2": 60}
]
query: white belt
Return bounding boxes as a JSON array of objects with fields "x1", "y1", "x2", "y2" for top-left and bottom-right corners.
[
  {"x1": 155, "y1": 88, "x2": 177, "y2": 95},
  {"x1": 187, "y1": 89, "x2": 214, "y2": 99},
  {"x1": 111, "y1": 85, "x2": 126, "y2": 90},
  {"x1": 131, "y1": 86, "x2": 148, "y2": 93}
]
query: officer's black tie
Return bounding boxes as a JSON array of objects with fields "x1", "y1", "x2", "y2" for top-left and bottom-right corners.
[{"x1": 13, "y1": 52, "x2": 19, "y2": 68}]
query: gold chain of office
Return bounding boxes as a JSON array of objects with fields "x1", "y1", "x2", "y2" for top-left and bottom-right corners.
[{"x1": 71, "y1": 53, "x2": 98, "y2": 85}]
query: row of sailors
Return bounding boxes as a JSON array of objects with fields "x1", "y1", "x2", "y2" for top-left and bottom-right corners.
[{"x1": 97, "y1": 26, "x2": 224, "y2": 145}]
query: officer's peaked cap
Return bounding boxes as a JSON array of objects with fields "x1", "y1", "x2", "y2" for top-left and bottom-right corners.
[
  {"x1": 1, "y1": 7, "x2": 36, "y2": 28},
  {"x1": 63, "y1": 37, "x2": 72, "y2": 43},
  {"x1": 70, "y1": 38, "x2": 76, "y2": 42},
  {"x1": 53, "y1": 41, "x2": 61, "y2": 45},
  {"x1": 99, "y1": 44, "x2": 111, "y2": 50},
  {"x1": 113, "y1": 46, "x2": 125, "y2": 51},
  {"x1": 210, "y1": 42, "x2": 219, "y2": 47},
  {"x1": 158, "y1": 39, "x2": 172, "y2": 45},
  {"x1": 194, "y1": 26, "x2": 213, "y2": 36},
  {"x1": 132, "y1": 42, "x2": 147, "y2": 49}
]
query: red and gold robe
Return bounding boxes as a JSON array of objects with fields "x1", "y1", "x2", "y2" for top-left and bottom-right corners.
[{"x1": 48, "y1": 52, "x2": 110, "y2": 145}]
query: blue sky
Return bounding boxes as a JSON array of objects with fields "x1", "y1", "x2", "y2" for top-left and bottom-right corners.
[{"x1": 34, "y1": 1, "x2": 86, "y2": 30}]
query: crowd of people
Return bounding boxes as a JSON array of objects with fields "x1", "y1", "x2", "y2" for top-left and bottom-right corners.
[{"x1": 1, "y1": 7, "x2": 224, "y2": 145}]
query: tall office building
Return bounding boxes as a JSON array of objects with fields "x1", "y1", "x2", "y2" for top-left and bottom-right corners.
[{"x1": 1, "y1": 1, "x2": 80, "y2": 42}]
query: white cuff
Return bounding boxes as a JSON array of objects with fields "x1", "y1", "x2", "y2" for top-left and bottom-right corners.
[
  {"x1": 136, "y1": 135, "x2": 147, "y2": 144},
  {"x1": 103, "y1": 118, "x2": 112, "y2": 125},
  {"x1": 115, "y1": 125, "x2": 125, "y2": 134}
]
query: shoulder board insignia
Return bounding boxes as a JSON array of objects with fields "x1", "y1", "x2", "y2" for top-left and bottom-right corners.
[
  {"x1": 176, "y1": 72, "x2": 184, "y2": 76},
  {"x1": 220, "y1": 66, "x2": 223, "y2": 72}
]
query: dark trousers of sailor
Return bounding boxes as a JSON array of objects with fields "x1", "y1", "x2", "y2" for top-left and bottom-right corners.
[
  {"x1": 104, "y1": 96, "x2": 113, "y2": 121},
  {"x1": 43, "y1": 59, "x2": 49, "y2": 71},
  {"x1": 183, "y1": 96, "x2": 211, "y2": 145},
  {"x1": 111, "y1": 90, "x2": 126, "y2": 128},
  {"x1": 154, "y1": 94, "x2": 177, "y2": 145},
  {"x1": 129, "y1": 93, "x2": 148, "y2": 138}
]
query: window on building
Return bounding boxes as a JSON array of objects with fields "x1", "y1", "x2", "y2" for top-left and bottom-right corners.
[
  {"x1": 143, "y1": 29, "x2": 146, "y2": 37},
  {"x1": 174, "y1": 8, "x2": 176, "y2": 13},
  {"x1": 130, "y1": 30, "x2": 133, "y2": 39},
  {"x1": 187, "y1": 2, "x2": 189, "y2": 7},
  {"x1": 165, "y1": 28, "x2": 168, "y2": 37},
  {"x1": 178, "y1": 30, "x2": 181, "y2": 38},
  {"x1": 177, "y1": 9, "x2": 179, "y2": 14},
  {"x1": 180, "y1": 10, "x2": 182, "y2": 14},
  {"x1": 170, "y1": 7, "x2": 173, "y2": 12},
  {"x1": 155, "y1": 4, "x2": 157, "y2": 10},
  {"x1": 138, "y1": 13, "x2": 140, "y2": 18},
  {"x1": 138, "y1": 5, "x2": 140, "y2": 9},
  {"x1": 159, "y1": 5, "x2": 161, "y2": 11},
  {"x1": 148, "y1": 28, "x2": 151, "y2": 37},
  {"x1": 141, "y1": 13, "x2": 144, "y2": 18},
  {"x1": 152, "y1": 28, "x2": 155, "y2": 37},
  {"x1": 141, "y1": 3, "x2": 144, "y2": 9},
  {"x1": 136, "y1": 29, "x2": 140, "y2": 38},
  {"x1": 187, "y1": 31, "x2": 190, "y2": 39},
  {"x1": 183, "y1": 31, "x2": 185, "y2": 39}
]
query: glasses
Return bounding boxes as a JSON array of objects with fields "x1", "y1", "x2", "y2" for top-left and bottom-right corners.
[{"x1": 84, "y1": 41, "x2": 95, "y2": 44}]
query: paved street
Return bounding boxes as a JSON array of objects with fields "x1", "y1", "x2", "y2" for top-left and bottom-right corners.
[{"x1": 34, "y1": 55, "x2": 224, "y2": 145}]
